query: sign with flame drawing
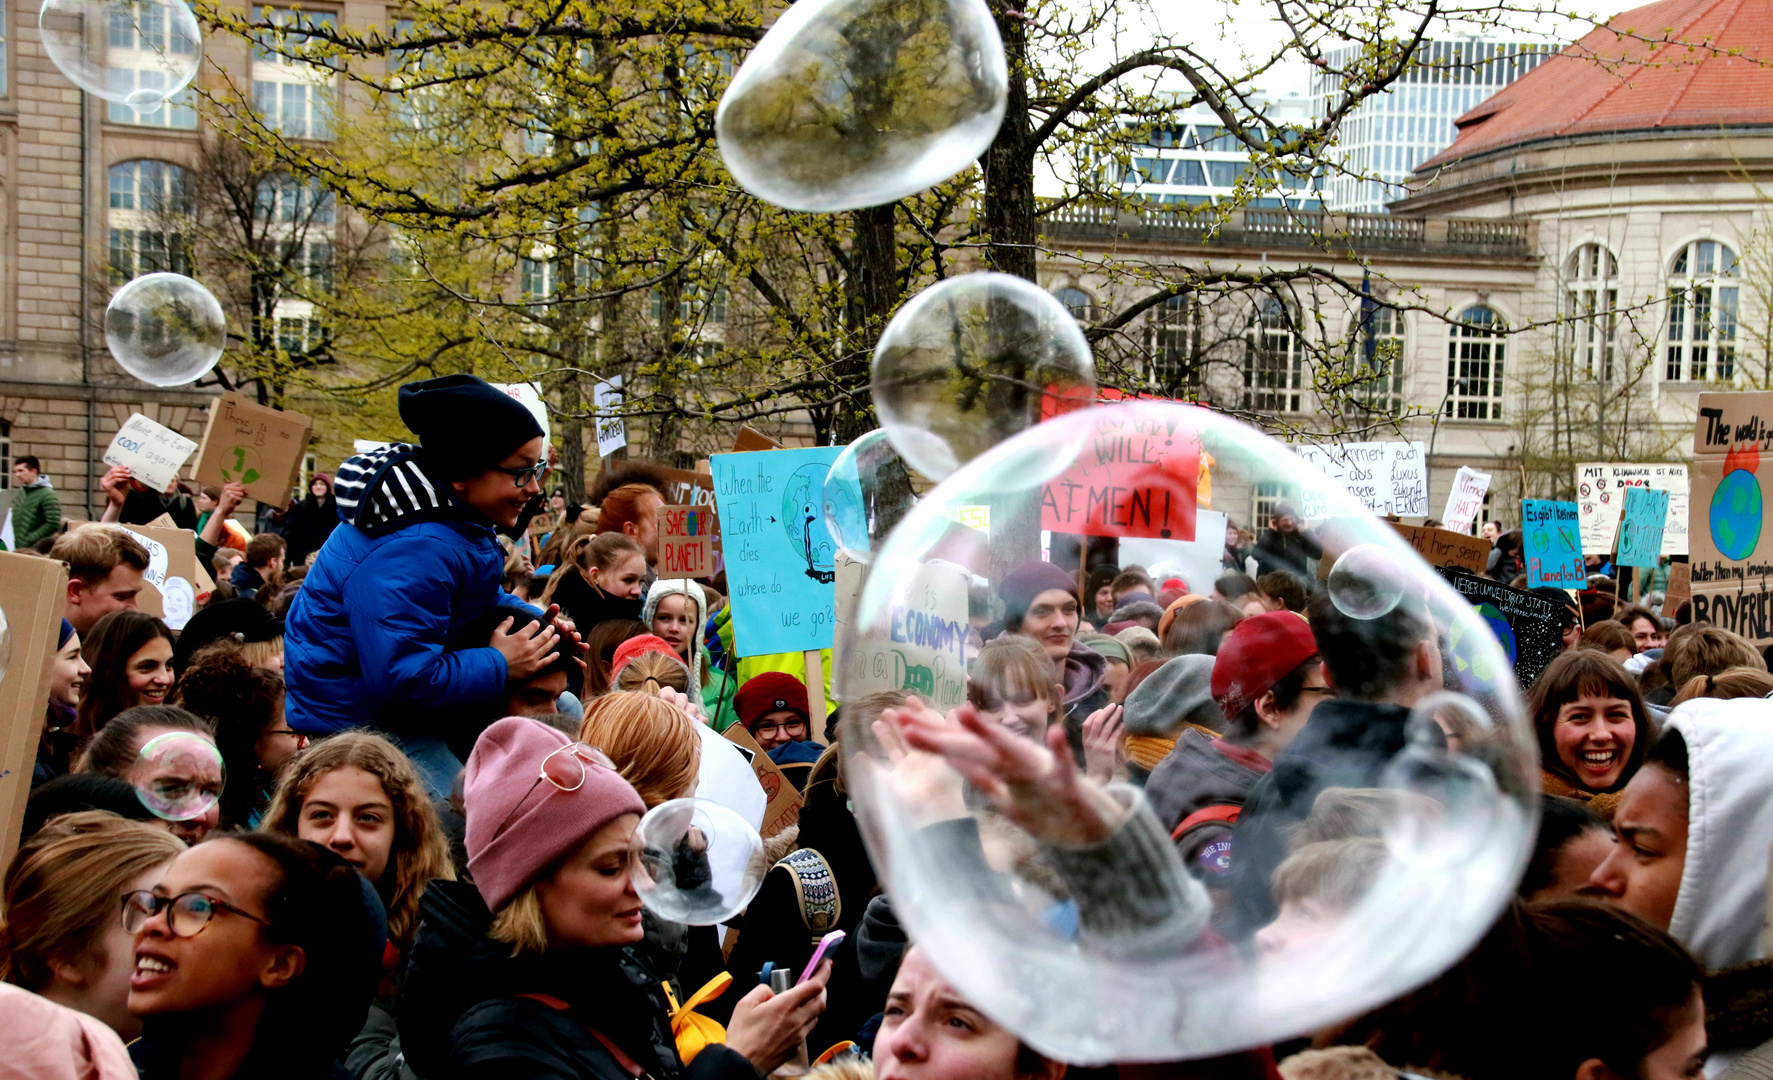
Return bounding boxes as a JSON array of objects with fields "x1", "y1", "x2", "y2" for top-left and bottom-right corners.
[{"x1": 1689, "y1": 393, "x2": 1773, "y2": 643}]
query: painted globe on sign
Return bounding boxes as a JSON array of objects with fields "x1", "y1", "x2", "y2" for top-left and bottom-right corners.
[{"x1": 1710, "y1": 469, "x2": 1763, "y2": 561}]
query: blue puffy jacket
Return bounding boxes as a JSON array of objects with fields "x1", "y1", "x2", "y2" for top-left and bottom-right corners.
[{"x1": 284, "y1": 443, "x2": 531, "y2": 736}]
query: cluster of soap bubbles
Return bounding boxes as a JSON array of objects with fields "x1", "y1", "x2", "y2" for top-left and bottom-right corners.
[
  {"x1": 130, "y1": 731, "x2": 225, "y2": 823},
  {"x1": 104, "y1": 272, "x2": 227, "y2": 387},
  {"x1": 835, "y1": 400, "x2": 1538, "y2": 1062},
  {"x1": 631, "y1": 798, "x2": 766, "y2": 925}
]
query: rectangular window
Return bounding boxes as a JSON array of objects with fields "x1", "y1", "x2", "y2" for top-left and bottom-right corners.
[
  {"x1": 520, "y1": 257, "x2": 555, "y2": 315},
  {"x1": 253, "y1": 79, "x2": 333, "y2": 139},
  {"x1": 105, "y1": 1, "x2": 197, "y2": 127},
  {"x1": 253, "y1": 8, "x2": 337, "y2": 139},
  {"x1": 1446, "y1": 333, "x2": 1505, "y2": 420},
  {"x1": 0, "y1": 6, "x2": 9, "y2": 98}
]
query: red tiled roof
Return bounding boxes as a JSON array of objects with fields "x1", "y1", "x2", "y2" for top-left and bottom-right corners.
[{"x1": 1417, "y1": 0, "x2": 1773, "y2": 171}]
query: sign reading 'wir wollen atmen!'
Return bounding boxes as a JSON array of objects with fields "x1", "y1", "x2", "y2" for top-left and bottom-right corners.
[{"x1": 1039, "y1": 405, "x2": 1199, "y2": 541}]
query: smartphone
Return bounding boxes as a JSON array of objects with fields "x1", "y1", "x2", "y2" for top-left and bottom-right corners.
[{"x1": 797, "y1": 929, "x2": 846, "y2": 986}]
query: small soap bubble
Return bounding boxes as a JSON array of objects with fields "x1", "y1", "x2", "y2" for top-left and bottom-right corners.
[
  {"x1": 131, "y1": 731, "x2": 225, "y2": 823},
  {"x1": 1328, "y1": 543, "x2": 1408, "y2": 620},
  {"x1": 823, "y1": 429, "x2": 917, "y2": 552},
  {"x1": 104, "y1": 273, "x2": 227, "y2": 387},
  {"x1": 716, "y1": 0, "x2": 1008, "y2": 212},
  {"x1": 632, "y1": 798, "x2": 766, "y2": 925},
  {"x1": 872, "y1": 272, "x2": 1095, "y2": 481},
  {"x1": 39, "y1": 0, "x2": 202, "y2": 109}
]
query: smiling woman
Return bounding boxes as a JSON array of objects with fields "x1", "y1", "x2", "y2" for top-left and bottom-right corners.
[
  {"x1": 1530, "y1": 649, "x2": 1654, "y2": 818},
  {"x1": 76, "y1": 611, "x2": 176, "y2": 737}
]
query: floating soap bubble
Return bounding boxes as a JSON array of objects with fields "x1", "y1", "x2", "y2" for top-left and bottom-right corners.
[
  {"x1": 872, "y1": 273, "x2": 1094, "y2": 481},
  {"x1": 39, "y1": 0, "x2": 202, "y2": 109},
  {"x1": 1327, "y1": 543, "x2": 1409, "y2": 620},
  {"x1": 837, "y1": 399, "x2": 1538, "y2": 1062},
  {"x1": 104, "y1": 273, "x2": 227, "y2": 387},
  {"x1": 823, "y1": 429, "x2": 918, "y2": 553},
  {"x1": 131, "y1": 731, "x2": 225, "y2": 823},
  {"x1": 632, "y1": 798, "x2": 766, "y2": 925},
  {"x1": 716, "y1": 0, "x2": 1008, "y2": 212}
]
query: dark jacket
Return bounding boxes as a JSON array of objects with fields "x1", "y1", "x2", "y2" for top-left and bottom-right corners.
[
  {"x1": 1058, "y1": 639, "x2": 1110, "y2": 758},
  {"x1": 397, "y1": 880, "x2": 758, "y2": 1080},
  {"x1": 119, "y1": 487, "x2": 199, "y2": 530},
  {"x1": 1143, "y1": 729, "x2": 1270, "y2": 877},
  {"x1": 1225, "y1": 698, "x2": 1423, "y2": 937},
  {"x1": 1253, "y1": 527, "x2": 1323, "y2": 579},
  {"x1": 286, "y1": 494, "x2": 343, "y2": 565},
  {"x1": 284, "y1": 444, "x2": 534, "y2": 736},
  {"x1": 231, "y1": 560, "x2": 269, "y2": 597},
  {"x1": 545, "y1": 565, "x2": 645, "y2": 638}
]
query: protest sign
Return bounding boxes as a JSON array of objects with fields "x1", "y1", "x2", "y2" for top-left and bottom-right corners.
[
  {"x1": 722, "y1": 721, "x2": 803, "y2": 835},
  {"x1": 611, "y1": 458, "x2": 716, "y2": 507},
  {"x1": 711, "y1": 446, "x2": 843, "y2": 657},
  {"x1": 1116, "y1": 510, "x2": 1231, "y2": 597},
  {"x1": 1388, "y1": 523, "x2": 1492, "y2": 573},
  {"x1": 1522, "y1": 499, "x2": 1585, "y2": 588},
  {"x1": 489, "y1": 382, "x2": 549, "y2": 441},
  {"x1": 1039, "y1": 406, "x2": 1199, "y2": 540},
  {"x1": 1296, "y1": 441, "x2": 1429, "y2": 519},
  {"x1": 1442, "y1": 466, "x2": 1493, "y2": 534},
  {"x1": 733, "y1": 426, "x2": 783, "y2": 453},
  {"x1": 1437, "y1": 568, "x2": 1568, "y2": 689},
  {"x1": 594, "y1": 377, "x2": 626, "y2": 456},
  {"x1": 1576, "y1": 463, "x2": 1689, "y2": 557},
  {"x1": 1616, "y1": 487, "x2": 1670, "y2": 569},
  {"x1": 834, "y1": 550, "x2": 970, "y2": 713},
  {"x1": 120, "y1": 525, "x2": 205, "y2": 631},
  {"x1": 1667, "y1": 561, "x2": 1692, "y2": 609},
  {"x1": 194, "y1": 392, "x2": 314, "y2": 507},
  {"x1": 104, "y1": 413, "x2": 198, "y2": 494},
  {"x1": 1689, "y1": 392, "x2": 1773, "y2": 642},
  {"x1": 660, "y1": 504, "x2": 718, "y2": 579},
  {"x1": 0, "y1": 489, "x2": 15, "y2": 550},
  {"x1": 0, "y1": 553, "x2": 68, "y2": 869}
]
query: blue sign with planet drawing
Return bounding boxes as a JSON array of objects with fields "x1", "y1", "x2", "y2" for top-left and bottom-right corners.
[
  {"x1": 1523, "y1": 499, "x2": 1586, "y2": 588},
  {"x1": 711, "y1": 446, "x2": 844, "y2": 657}
]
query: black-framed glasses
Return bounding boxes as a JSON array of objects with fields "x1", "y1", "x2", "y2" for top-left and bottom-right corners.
[
  {"x1": 122, "y1": 890, "x2": 270, "y2": 937},
  {"x1": 490, "y1": 461, "x2": 551, "y2": 489},
  {"x1": 491, "y1": 741, "x2": 615, "y2": 842}
]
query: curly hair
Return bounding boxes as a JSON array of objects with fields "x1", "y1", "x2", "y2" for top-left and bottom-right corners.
[
  {"x1": 259, "y1": 731, "x2": 454, "y2": 951},
  {"x1": 174, "y1": 644, "x2": 286, "y2": 828}
]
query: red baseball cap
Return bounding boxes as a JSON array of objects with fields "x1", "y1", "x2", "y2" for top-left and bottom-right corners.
[{"x1": 1212, "y1": 611, "x2": 1318, "y2": 721}]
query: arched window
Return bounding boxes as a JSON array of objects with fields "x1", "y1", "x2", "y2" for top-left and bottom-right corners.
[
  {"x1": 1565, "y1": 243, "x2": 1618, "y2": 379},
  {"x1": 1352, "y1": 305, "x2": 1405, "y2": 415},
  {"x1": 1143, "y1": 293, "x2": 1200, "y2": 394},
  {"x1": 1245, "y1": 297, "x2": 1303, "y2": 413},
  {"x1": 1054, "y1": 287, "x2": 1096, "y2": 322},
  {"x1": 1447, "y1": 305, "x2": 1505, "y2": 420},
  {"x1": 107, "y1": 160, "x2": 192, "y2": 284},
  {"x1": 1665, "y1": 241, "x2": 1739, "y2": 382}
]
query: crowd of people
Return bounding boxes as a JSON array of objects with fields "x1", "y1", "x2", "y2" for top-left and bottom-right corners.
[{"x1": 3, "y1": 374, "x2": 1771, "y2": 1080}]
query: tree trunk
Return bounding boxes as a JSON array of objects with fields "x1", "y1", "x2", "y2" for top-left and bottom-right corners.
[
  {"x1": 835, "y1": 202, "x2": 898, "y2": 443},
  {"x1": 555, "y1": 365, "x2": 587, "y2": 504},
  {"x1": 981, "y1": 0, "x2": 1036, "y2": 284}
]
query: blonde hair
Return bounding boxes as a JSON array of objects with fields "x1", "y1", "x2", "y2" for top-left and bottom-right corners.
[
  {"x1": 1, "y1": 811, "x2": 184, "y2": 990},
  {"x1": 488, "y1": 885, "x2": 549, "y2": 956},
  {"x1": 577, "y1": 691, "x2": 700, "y2": 808},
  {"x1": 260, "y1": 731, "x2": 455, "y2": 951},
  {"x1": 1672, "y1": 665, "x2": 1773, "y2": 705},
  {"x1": 1271, "y1": 837, "x2": 1389, "y2": 910},
  {"x1": 612, "y1": 650, "x2": 690, "y2": 694},
  {"x1": 540, "y1": 532, "x2": 643, "y2": 608}
]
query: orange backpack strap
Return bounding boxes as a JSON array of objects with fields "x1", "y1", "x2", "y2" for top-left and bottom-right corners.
[{"x1": 1171, "y1": 803, "x2": 1241, "y2": 843}]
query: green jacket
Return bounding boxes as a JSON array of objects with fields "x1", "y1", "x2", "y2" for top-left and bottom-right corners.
[{"x1": 12, "y1": 480, "x2": 61, "y2": 548}]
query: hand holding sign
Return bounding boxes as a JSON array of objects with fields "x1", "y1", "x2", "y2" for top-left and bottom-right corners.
[{"x1": 104, "y1": 414, "x2": 198, "y2": 495}]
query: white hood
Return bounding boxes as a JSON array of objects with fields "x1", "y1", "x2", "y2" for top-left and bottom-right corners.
[{"x1": 1666, "y1": 697, "x2": 1773, "y2": 971}]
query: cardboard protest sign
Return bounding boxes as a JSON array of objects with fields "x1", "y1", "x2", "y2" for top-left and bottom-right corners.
[
  {"x1": 1297, "y1": 441, "x2": 1428, "y2": 519},
  {"x1": 1688, "y1": 393, "x2": 1773, "y2": 642},
  {"x1": 1667, "y1": 561, "x2": 1692, "y2": 609},
  {"x1": 1389, "y1": 523, "x2": 1492, "y2": 574},
  {"x1": 1039, "y1": 406, "x2": 1199, "y2": 540},
  {"x1": 834, "y1": 550, "x2": 969, "y2": 712},
  {"x1": 489, "y1": 382, "x2": 550, "y2": 441},
  {"x1": 710, "y1": 447, "x2": 843, "y2": 657},
  {"x1": 1437, "y1": 568, "x2": 1568, "y2": 689},
  {"x1": 1116, "y1": 510, "x2": 1231, "y2": 597},
  {"x1": 194, "y1": 392, "x2": 314, "y2": 507},
  {"x1": 104, "y1": 413, "x2": 198, "y2": 494},
  {"x1": 660, "y1": 505, "x2": 718, "y2": 579},
  {"x1": 0, "y1": 553, "x2": 68, "y2": 870},
  {"x1": 606, "y1": 458, "x2": 716, "y2": 507},
  {"x1": 733, "y1": 426, "x2": 783, "y2": 453},
  {"x1": 1442, "y1": 466, "x2": 1492, "y2": 534},
  {"x1": 1523, "y1": 499, "x2": 1585, "y2": 588},
  {"x1": 1616, "y1": 487, "x2": 1670, "y2": 569},
  {"x1": 120, "y1": 525, "x2": 205, "y2": 631},
  {"x1": 1576, "y1": 463, "x2": 1689, "y2": 557},
  {"x1": 722, "y1": 721, "x2": 803, "y2": 835},
  {"x1": 594, "y1": 377, "x2": 626, "y2": 456}
]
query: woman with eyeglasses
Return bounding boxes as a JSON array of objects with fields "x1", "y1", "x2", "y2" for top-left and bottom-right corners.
[
  {"x1": 396, "y1": 716, "x2": 830, "y2": 1080},
  {"x1": 123, "y1": 832, "x2": 386, "y2": 1080},
  {"x1": 1, "y1": 811, "x2": 183, "y2": 1041},
  {"x1": 283, "y1": 374, "x2": 574, "y2": 800},
  {"x1": 175, "y1": 644, "x2": 302, "y2": 829}
]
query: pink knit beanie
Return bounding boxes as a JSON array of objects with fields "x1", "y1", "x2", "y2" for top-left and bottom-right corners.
[{"x1": 463, "y1": 716, "x2": 646, "y2": 912}]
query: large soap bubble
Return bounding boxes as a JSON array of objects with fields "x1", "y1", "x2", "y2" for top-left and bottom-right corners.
[
  {"x1": 1327, "y1": 542, "x2": 1408, "y2": 620},
  {"x1": 837, "y1": 399, "x2": 1537, "y2": 1062},
  {"x1": 632, "y1": 798, "x2": 766, "y2": 925},
  {"x1": 131, "y1": 731, "x2": 225, "y2": 824},
  {"x1": 716, "y1": 0, "x2": 1007, "y2": 213},
  {"x1": 104, "y1": 273, "x2": 227, "y2": 387},
  {"x1": 823, "y1": 429, "x2": 918, "y2": 553},
  {"x1": 872, "y1": 273, "x2": 1095, "y2": 481},
  {"x1": 40, "y1": 0, "x2": 202, "y2": 109}
]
